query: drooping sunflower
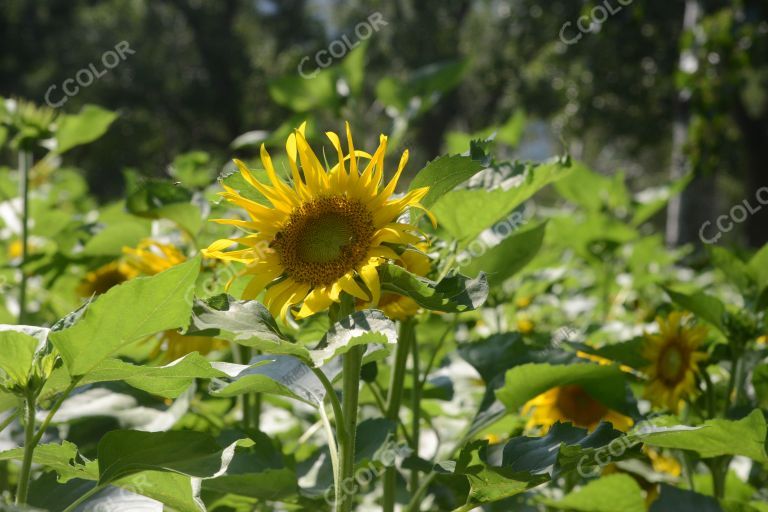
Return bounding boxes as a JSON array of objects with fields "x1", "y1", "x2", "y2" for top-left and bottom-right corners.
[
  {"x1": 376, "y1": 244, "x2": 431, "y2": 320},
  {"x1": 122, "y1": 238, "x2": 187, "y2": 275},
  {"x1": 203, "y1": 123, "x2": 432, "y2": 320},
  {"x1": 642, "y1": 312, "x2": 708, "y2": 412},
  {"x1": 77, "y1": 261, "x2": 138, "y2": 297},
  {"x1": 522, "y1": 384, "x2": 633, "y2": 432}
]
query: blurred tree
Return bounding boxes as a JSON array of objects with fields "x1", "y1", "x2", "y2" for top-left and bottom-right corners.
[{"x1": 1, "y1": 0, "x2": 765, "y2": 247}]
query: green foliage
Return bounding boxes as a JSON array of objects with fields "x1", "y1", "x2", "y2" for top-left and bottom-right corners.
[{"x1": 51, "y1": 257, "x2": 201, "y2": 376}]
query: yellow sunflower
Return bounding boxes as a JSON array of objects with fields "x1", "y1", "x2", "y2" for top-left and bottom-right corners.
[
  {"x1": 203, "y1": 122, "x2": 432, "y2": 320},
  {"x1": 77, "y1": 260, "x2": 138, "y2": 297},
  {"x1": 522, "y1": 384, "x2": 633, "y2": 432},
  {"x1": 376, "y1": 244, "x2": 431, "y2": 320},
  {"x1": 123, "y1": 238, "x2": 187, "y2": 275},
  {"x1": 642, "y1": 312, "x2": 708, "y2": 412},
  {"x1": 644, "y1": 447, "x2": 681, "y2": 477}
]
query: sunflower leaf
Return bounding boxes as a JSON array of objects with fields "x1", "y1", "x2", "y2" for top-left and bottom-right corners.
[
  {"x1": 495, "y1": 363, "x2": 634, "y2": 416},
  {"x1": 541, "y1": 474, "x2": 646, "y2": 512},
  {"x1": 50, "y1": 257, "x2": 201, "y2": 377},
  {"x1": 409, "y1": 154, "x2": 485, "y2": 208},
  {"x1": 638, "y1": 409, "x2": 768, "y2": 462},
  {"x1": 96, "y1": 430, "x2": 238, "y2": 485},
  {"x1": 663, "y1": 287, "x2": 727, "y2": 334},
  {"x1": 378, "y1": 264, "x2": 488, "y2": 312}
]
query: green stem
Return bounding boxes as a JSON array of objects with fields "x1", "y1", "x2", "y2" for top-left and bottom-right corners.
[
  {"x1": 701, "y1": 368, "x2": 716, "y2": 419},
  {"x1": 32, "y1": 379, "x2": 80, "y2": 447},
  {"x1": 409, "y1": 330, "x2": 421, "y2": 494},
  {"x1": 15, "y1": 392, "x2": 36, "y2": 505},
  {"x1": 383, "y1": 320, "x2": 414, "y2": 512},
  {"x1": 709, "y1": 456, "x2": 729, "y2": 501},
  {"x1": 0, "y1": 409, "x2": 20, "y2": 434},
  {"x1": 310, "y1": 366, "x2": 345, "y2": 512},
  {"x1": 17, "y1": 150, "x2": 31, "y2": 324},
  {"x1": 338, "y1": 345, "x2": 364, "y2": 512},
  {"x1": 61, "y1": 483, "x2": 107, "y2": 512}
]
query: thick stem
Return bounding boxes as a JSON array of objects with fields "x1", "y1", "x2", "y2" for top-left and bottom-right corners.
[
  {"x1": 17, "y1": 150, "x2": 31, "y2": 324},
  {"x1": 338, "y1": 345, "x2": 364, "y2": 512},
  {"x1": 409, "y1": 331, "x2": 421, "y2": 494},
  {"x1": 15, "y1": 392, "x2": 36, "y2": 505},
  {"x1": 709, "y1": 456, "x2": 729, "y2": 501},
  {"x1": 382, "y1": 321, "x2": 414, "y2": 512}
]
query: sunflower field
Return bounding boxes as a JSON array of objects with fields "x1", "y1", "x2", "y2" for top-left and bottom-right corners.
[{"x1": 2, "y1": 2, "x2": 768, "y2": 512}]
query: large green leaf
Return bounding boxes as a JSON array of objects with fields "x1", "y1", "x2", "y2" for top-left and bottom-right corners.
[
  {"x1": 555, "y1": 162, "x2": 630, "y2": 213},
  {"x1": 55, "y1": 104, "x2": 117, "y2": 154},
  {"x1": 202, "y1": 431, "x2": 297, "y2": 500},
  {"x1": 97, "y1": 430, "x2": 238, "y2": 485},
  {"x1": 663, "y1": 287, "x2": 727, "y2": 334},
  {"x1": 461, "y1": 221, "x2": 547, "y2": 286},
  {"x1": 309, "y1": 309, "x2": 396, "y2": 366},
  {"x1": 42, "y1": 352, "x2": 226, "y2": 399},
  {"x1": 709, "y1": 246, "x2": 753, "y2": 294},
  {"x1": 210, "y1": 356, "x2": 324, "y2": 406},
  {"x1": 0, "y1": 329, "x2": 38, "y2": 387},
  {"x1": 542, "y1": 474, "x2": 646, "y2": 512},
  {"x1": 378, "y1": 264, "x2": 488, "y2": 313},
  {"x1": 192, "y1": 296, "x2": 396, "y2": 367},
  {"x1": 495, "y1": 363, "x2": 632, "y2": 415},
  {"x1": 190, "y1": 295, "x2": 291, "y2": 349},
  {"x1": 408, "y1": 154, "x2": 484, "y2": 208},
  {"x1": 0, "y1": 441, "x2": 96, "y2": 483},
  {"x1": 51, "y1": 257, "x2": 201, "y2": 377},
  {"x1": 649, "y1": 484, "x2": 722, "y2": 512},
  {"x1": 431, "y1": 159, "x2": 571, "y2": 241},
  {"x1": 640, "y1": 409, "x2": 768, "y2": 461}
]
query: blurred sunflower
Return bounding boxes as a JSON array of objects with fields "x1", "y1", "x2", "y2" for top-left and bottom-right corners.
[
  {"x1": 517, "y1": 317, "x2": 535, "y2": 334},
  {"x1": 77, "y1": 260, "x2": 138, "y2": 296},
  {"x1": 78, "y1": 239, "x2": 223, "y2": 361},
  {"x1": 204, "y1": 122, "x2": 432, "y2": 320},
  {"x1": 642, "y1": 312, "x2": 708, "y2": 412},
  {"x1": 523, "y1": 384, "x2": 633, "y2": 432},
  {"x1": 644, "y1": 447, "x2": 681, "y2": 477},
  {"x1": 375, "y1": 245, "x2": 430, "y2": 320},
  {"x1": 757, "y1": 335, "x2": 767, "y2": 345}
]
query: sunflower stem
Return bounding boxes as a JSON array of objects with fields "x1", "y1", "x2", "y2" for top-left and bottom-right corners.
[
  {"x1": 409, "y1": 328, "x2": 422, "y2": 494},
  {"x1": 382, "y1": 320, "x2": 414, "y2": 512},
  {"x1": 17, "y1": 150, "x2": 31, "y2": 324},
  {"x1": 15, "y1": 391, "x2": 36, "y2": 505},
  {"x1": 339, "y1": 344, "x2": 364, "y2": 512}
]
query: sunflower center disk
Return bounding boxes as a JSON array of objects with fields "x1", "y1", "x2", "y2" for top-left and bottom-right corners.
[
  {"x1": 659, "y1": 344, "x2": 685, "y2": 383},
  {"x1": 272, "y1": 195, "x2": 375, "y2": 286},
  {"x1": 556, "y1": 385, "x2": 607, "y2": 427}
]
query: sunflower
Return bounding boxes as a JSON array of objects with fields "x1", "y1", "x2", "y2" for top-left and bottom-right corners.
[
  {"x1": 644, "y1": 447, "x2": 681, "y2": 477},
  {"x1": 376, "y1": 244, "x2": 431, "y2": 320},
  {"x1": 123, "y1": 239, "x2": 187, "y2": 275},
  {"x1": 522, "y1": 384, "x2": 633, "y2": 432},
  {"x1": 203, "y1": 123, "x2": 432, "y2": 320},
  {"x1": 642, "y1": 312, "x2": 708, "y2": 412},
  {"x1": 77, "y1": 261, "x2": 138, "y2": 297}
]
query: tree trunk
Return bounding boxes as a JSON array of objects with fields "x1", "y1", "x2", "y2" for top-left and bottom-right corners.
[{"x1": 666, "y1": 0, "x2": 711, "y2": 247}]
